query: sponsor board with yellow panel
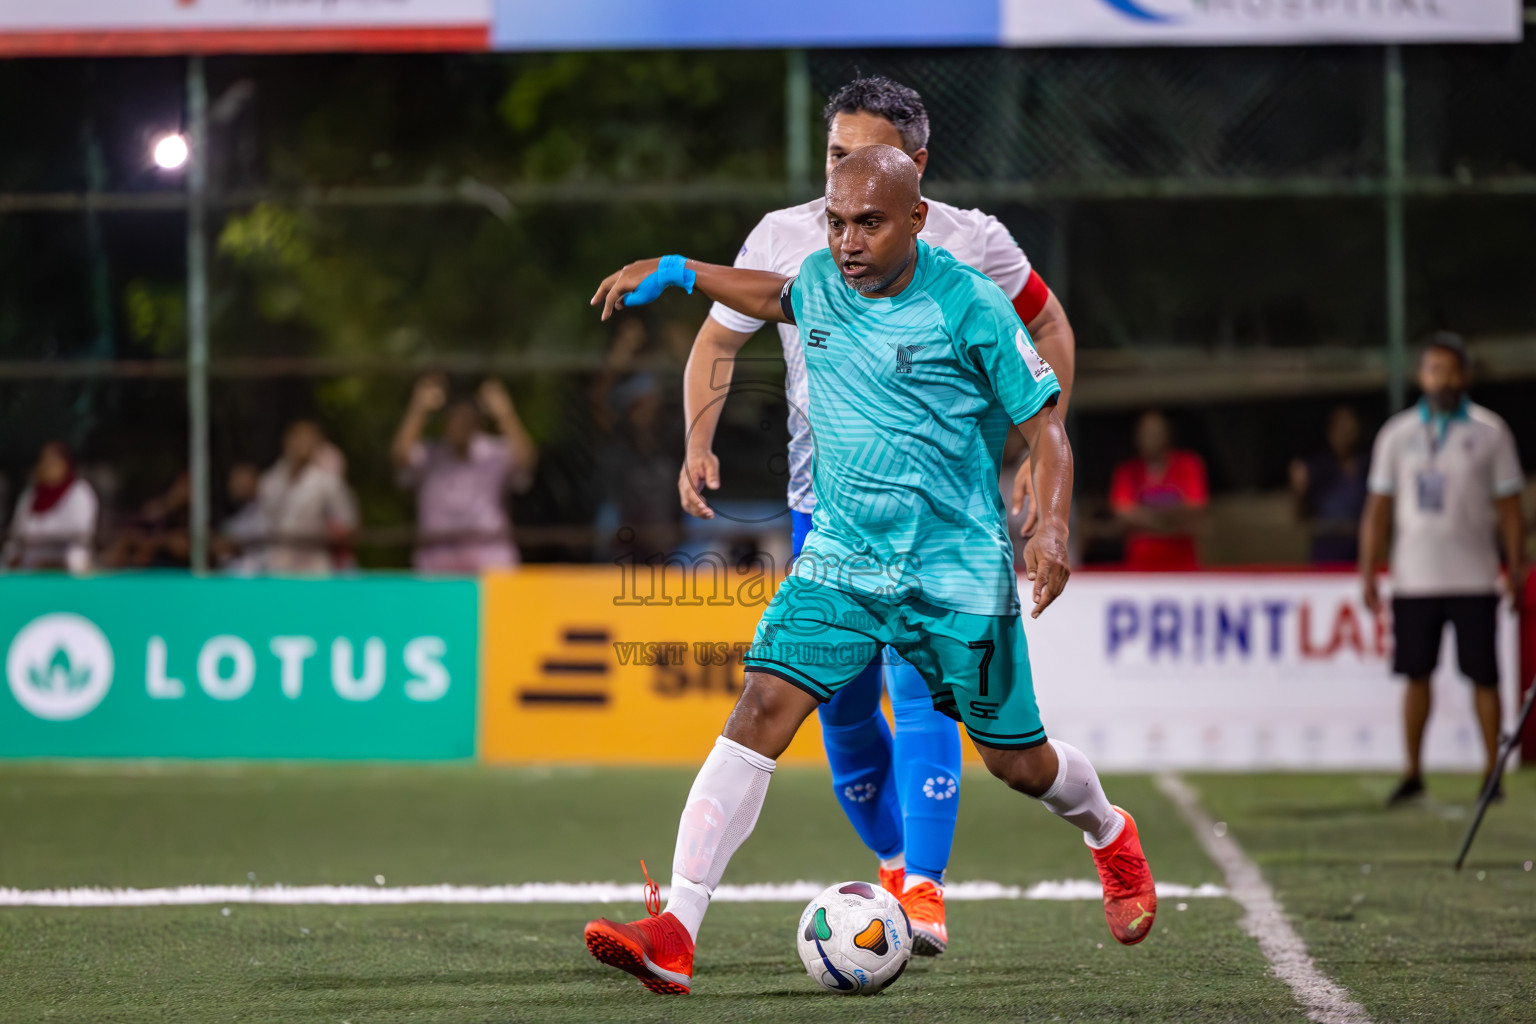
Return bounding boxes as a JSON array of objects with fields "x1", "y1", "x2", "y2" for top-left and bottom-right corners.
[{"x1": 480, "y1": 563, "x2": 996, "y2": 766}]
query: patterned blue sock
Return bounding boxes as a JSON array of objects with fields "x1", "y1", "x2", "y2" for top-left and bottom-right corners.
[
  {"x1": 889, "y1": 654, "x2": 962, "y2": 884},
  {"x1": 817, "y1": 659, "x2": 904, "y2": 861}
]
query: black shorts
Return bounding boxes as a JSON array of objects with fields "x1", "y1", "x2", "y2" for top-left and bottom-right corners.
[{"x1": 1391, "y1": 594, "x2": 1500, "y2": 687}]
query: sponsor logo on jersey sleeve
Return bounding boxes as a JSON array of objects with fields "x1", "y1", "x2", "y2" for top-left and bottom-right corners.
[{"x1": 1015, "y1": 328, "x2": 1053, "y2": 382}]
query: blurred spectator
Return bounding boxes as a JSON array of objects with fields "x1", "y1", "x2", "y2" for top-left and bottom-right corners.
[
  {"x1": 1290, "y1": 405, "x2": 1368, "y2": 566},
  {"x1": 588, "y1": 314, "x2": 651, "y2": 436},
  {"x1": 392, "y1": 375, "x2": 537, "y2": 573},
  {"x1": 102, "y1": 472, "x2": 191, "y2": 568},
  {"x1": 585, "y1": 315, "x2": 685, "y2": 559},
  {"x1": 259, "y1": 420, "x2": 357, "y2": 575},
  {"x1": 1361, "y1": 333, "x2": 1525, "y2": 806},
  {"x1": 1110, "y1": 410, "x2": 1208, "y2": 570},
  {"x1": 215, "y1": 462, "x2": 266, "y2": 575},
  {"x1": 599, "y1": 371, "x2": 684, "y2": 559},
  {"x1": 3, "y1": 441, "x2": 97, "y2": 572}
]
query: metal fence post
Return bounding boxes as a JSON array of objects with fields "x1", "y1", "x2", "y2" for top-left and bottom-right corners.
[
  {"x1": 785, "y1": 49, "x2": 811, "y2": 199},
  {"x1": 1384, "y1": 44, "x2": 1407, "y2": 413},
  {"x1": 186, "y1": 55, "x2": 211, "y2": 573}
]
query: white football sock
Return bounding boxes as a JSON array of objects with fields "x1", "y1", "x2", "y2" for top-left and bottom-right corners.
[
  {"x1": 663, "y1": 735, "x2": 775, "y2": 941},
  {"x1": 1039, "y1": 739, "x2": 1124, "y2": 849},
  {"x1": 879, "y1": 853, "x2": 905, "y2": 872},
  {"x1": 904, "y1": 872, "x2": 942, "y2": 891}
]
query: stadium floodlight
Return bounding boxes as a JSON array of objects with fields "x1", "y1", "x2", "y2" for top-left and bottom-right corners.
[{"x1": 152, "y1": 133, "x2": 190, "y2": 170}]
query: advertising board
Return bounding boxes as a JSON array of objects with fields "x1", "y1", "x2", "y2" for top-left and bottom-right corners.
[{"x1": 0, "y1": 576, "x2": 478, "y2": 759}]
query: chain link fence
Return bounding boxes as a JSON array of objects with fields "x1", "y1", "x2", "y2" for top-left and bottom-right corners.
[{"x1": 1, "y1": 40, "x2": 1534, "y2": 566}]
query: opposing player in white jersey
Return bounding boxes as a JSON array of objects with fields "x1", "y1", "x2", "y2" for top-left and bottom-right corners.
[{"x1": 676, "y1": 76, "x2": 1077, "y2": 954}]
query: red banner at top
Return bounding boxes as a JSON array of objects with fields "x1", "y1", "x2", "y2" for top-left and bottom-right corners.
[{"x1": 0, "y1": 0, "x2": 490, "y2": 56}]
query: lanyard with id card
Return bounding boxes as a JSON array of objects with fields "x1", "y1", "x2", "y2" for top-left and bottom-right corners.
[{"x1": 1416, "y1": 420, "x2": 1449, "y2": 514}]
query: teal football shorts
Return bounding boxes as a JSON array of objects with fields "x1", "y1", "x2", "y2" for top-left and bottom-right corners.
[{"x1": 743, "y1": 575, "x2": 1046, "y2": 750}]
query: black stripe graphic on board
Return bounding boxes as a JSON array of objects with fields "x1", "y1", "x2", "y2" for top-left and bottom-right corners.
[
  {"x1": 518, "y1": 690, "x2": 610, "y2": 706},
  {"x1": 540, "y1": 660, "x2": 609, "y2": 675}
]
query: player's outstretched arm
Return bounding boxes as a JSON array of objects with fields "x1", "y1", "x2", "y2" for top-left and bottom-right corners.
[
  {"x1": 679, "y1": 318, "x2": 755, "y2": 520},
  {"x1": 591, "y1": 256, "x2": 790, "y2": 324},
  {"x1": 1016, "y1": 401, "x2": 1073, "y2": 619}
]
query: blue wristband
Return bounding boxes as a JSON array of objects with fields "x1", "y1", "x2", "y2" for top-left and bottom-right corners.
[{"x1": 622, "y1": 254, "x2": 696, "y2": 308}]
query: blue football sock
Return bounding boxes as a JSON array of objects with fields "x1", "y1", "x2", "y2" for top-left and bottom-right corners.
[
  {"x1": 818, "y1": 658, "x2": 904, "y2": 861},
  {"x1": 889, "y1": 654, "x2": 962, "y2": 884}
]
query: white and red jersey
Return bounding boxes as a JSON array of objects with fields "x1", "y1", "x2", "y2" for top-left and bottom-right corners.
[{"x1": 709, "y1": 195, "x2": 1047, "y2": 513}]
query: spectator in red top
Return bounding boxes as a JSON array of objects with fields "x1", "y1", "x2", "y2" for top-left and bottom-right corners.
[{"x1": 1110, "y1": 410, "x2": 1208, "y2": 569}]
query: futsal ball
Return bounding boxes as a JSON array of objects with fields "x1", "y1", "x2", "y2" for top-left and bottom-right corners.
[{"x1": 796, "y1": 881, "x2": 912, "y2": 995}]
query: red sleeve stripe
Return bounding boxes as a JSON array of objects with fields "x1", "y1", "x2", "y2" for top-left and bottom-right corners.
[{"x1": 1012, "y1": 269, "x2": 1050, "y2": 325}]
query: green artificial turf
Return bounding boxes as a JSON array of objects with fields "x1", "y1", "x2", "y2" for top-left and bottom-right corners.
[
  {"x1": 1192, "y1": 771, "x2": 1536, "y2": 1024},
  {"x1": 1, "y1": 762, "x2": 1529, "y2": 1022}
]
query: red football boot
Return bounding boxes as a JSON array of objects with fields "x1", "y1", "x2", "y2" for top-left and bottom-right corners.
[
  {"x1": 584, "y1": 863, "x2": 695, "y2": 994},
  {"x1": 1091, "y1": 806, "x2": 1157, "y2": 945},
  {"x1": 899, "y1": 879, "x2": 949, "y2": 956},
  {"x1": 878, "y1": 865, "x2": 905, "y2": 898}
]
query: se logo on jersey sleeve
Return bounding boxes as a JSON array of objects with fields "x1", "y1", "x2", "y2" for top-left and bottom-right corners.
[{"x1": 1015, "y1": 328, "x2": 1053, "y2": 382}]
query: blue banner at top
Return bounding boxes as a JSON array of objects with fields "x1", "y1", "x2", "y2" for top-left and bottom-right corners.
[
  {"x1": 492, "y1": 0, "x2": 1520, "y2": 50},
  {"x1": 492, "y1": 0, "x2": 999, "y2": 50}
]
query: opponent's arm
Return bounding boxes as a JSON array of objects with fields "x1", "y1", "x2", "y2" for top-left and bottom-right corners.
[
  {"x1": 679, "y1": 318, "x2": 756, "y2": 519},
  {"x1": 1025, "y1": 291, "x2": 1075, "y2": 419},
  {"x1": 1015, "y1": 401, "x2": 1073, "y2": 619},
  {"x1": 591, "y1": 256, "x2": 791, "y2": 324},
  {"x1": 1009, "y1": 287, "x2": 1075, "y2": 536}
]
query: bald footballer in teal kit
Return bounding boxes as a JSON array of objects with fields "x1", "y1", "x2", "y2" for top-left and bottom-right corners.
[{"x1": 580, "y1": 145, "x2": 1155, "y2": 995}]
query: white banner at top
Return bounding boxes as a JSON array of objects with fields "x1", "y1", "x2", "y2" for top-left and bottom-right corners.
[{"x1": 1002, "y1": 0, "x2": 1523, "y2": 46}]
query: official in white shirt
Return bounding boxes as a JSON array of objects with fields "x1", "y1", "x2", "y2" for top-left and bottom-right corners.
[{"x1": 1360, "y1": 333, "x2": 1526, "y2": 806}]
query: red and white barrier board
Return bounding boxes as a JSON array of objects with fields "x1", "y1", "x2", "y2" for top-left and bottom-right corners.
[
  {"x1": 0, "y1": 0, "x2": 490, "y2": 56},
  {"x1": 1029, "y1": 572, "x2": 1518, "y2": 771}
]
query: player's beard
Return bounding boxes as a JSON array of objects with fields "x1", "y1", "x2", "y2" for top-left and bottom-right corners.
[{"x1": 852, "y1": 250, "x2": 915, "y2": 295}]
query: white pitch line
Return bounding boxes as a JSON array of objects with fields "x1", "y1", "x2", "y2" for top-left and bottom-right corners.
[
  {"x1": 0, "y1": 879, "x2": 1225, "y2": 908},
  {"x1": 1156, "y1": 772, "x2": 1374, "y2": 1024}
]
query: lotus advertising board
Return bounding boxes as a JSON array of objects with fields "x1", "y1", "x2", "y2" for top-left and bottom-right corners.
[{"x1": 0, "y1": 576, "x2": 477, "y2": 759}]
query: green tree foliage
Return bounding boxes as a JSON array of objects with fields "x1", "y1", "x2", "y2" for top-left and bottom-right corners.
[{"x1": 199, "y1": 52, "x2": 791, "y2": 563}]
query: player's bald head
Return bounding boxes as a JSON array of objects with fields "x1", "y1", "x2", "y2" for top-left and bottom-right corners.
[{"x1": 825, "y1": 144, "x2": 921, "y2": 211}]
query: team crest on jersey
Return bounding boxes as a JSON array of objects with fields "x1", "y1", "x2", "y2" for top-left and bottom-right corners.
[
  {"x1": 1015, "y1": 328, "x2": 1052, "y2": 382},
  {"x1": 887, "y1": 342, "x2": 927, "y2": 374}
]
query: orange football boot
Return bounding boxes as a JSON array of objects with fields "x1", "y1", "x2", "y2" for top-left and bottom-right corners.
[
  {"x1": 899, "y1": 879, "x2": 948, "y2": 956},
  {"x1": 878, "y1": 865, "x2": 905, "y2": 898},
  {"x1": 1091, "y1": 806, "x2": 1156, "y2": 945},
  {"x1": 584, "y1": 863, "x2": 695, "y2": 994}
]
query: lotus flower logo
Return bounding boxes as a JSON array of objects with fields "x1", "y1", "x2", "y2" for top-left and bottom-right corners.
[
  {"x1": 7, "y1": 613, "x2": 114, "y2": 721},
  {"x1": 29, "y1": 646, "x2": 93, "y2": 694}
]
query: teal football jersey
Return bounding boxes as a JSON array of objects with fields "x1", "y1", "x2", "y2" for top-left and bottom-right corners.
[{"x1": 788, "y1": 239, "x2": 1061, "y2": 616}]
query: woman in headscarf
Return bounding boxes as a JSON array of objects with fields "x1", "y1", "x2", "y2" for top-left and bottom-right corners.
[{"x1": 4, "y1": 442, "x2": 98, "y2": 572}]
